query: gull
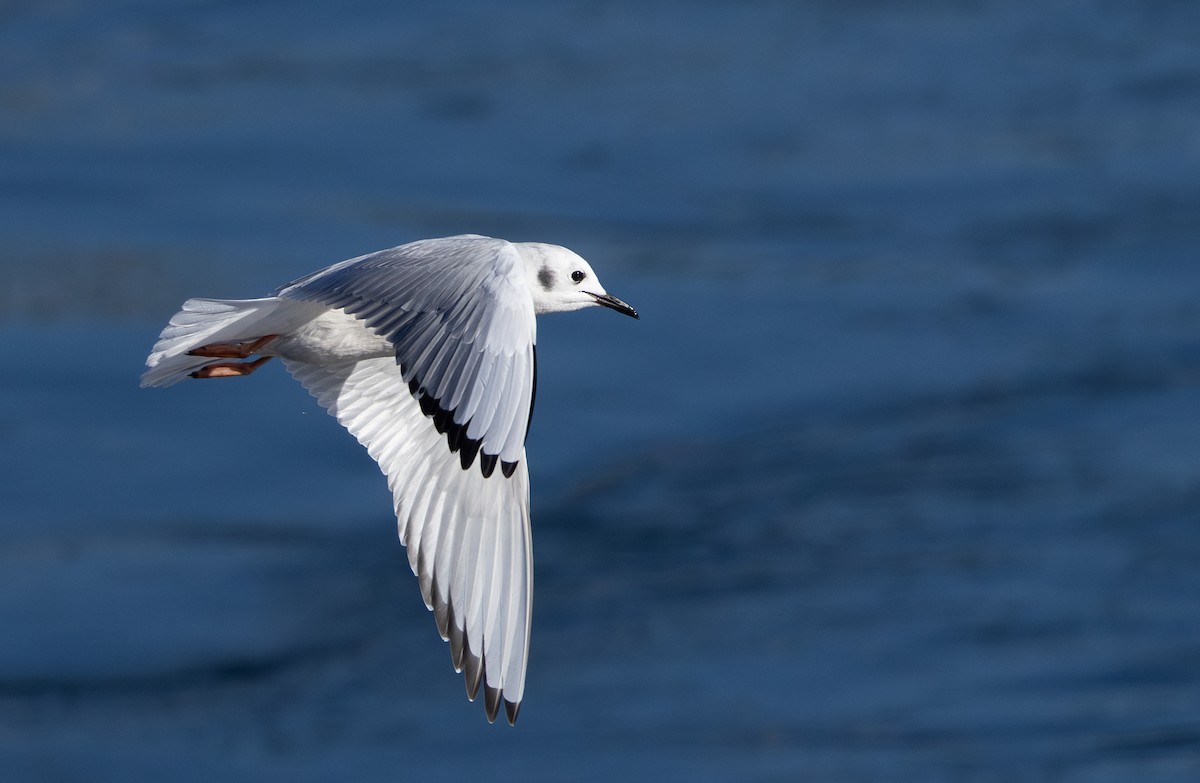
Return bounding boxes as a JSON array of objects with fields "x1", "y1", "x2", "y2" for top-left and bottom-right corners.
[{"x1": 141, "y1": 234, "x2": 638, "y2": 724}]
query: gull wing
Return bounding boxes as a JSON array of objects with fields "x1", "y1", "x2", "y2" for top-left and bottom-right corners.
[
  {"x1": 285, "y1": 357, "x2": 532, "y2": 724},
  {"x1": 278, "y1": 235, "x2": 537, "y2": 477},
  {"x1": 279, "y1": 236, "x2": 537, "y2": 723}
]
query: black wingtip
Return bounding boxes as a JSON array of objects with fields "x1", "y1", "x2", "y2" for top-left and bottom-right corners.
[
  {"x1": 459, "y1": 435, "x2": 481, "y2": 470},
  {"x1": 448, "y1": 605, "x2": 464, "y2": 672},
  {"x1": 463, "y1": 641, "x2": 483, "y2": 702},
  {"x1": 501, "y1": 460, "x2": 518, "y2": 478},
  {"x1": 432, "y1": 407, "x2": 452, "y2": 434},
  {"x1": 446, "y1": 419, "x2": 464, "y2": 453},
  {"x1": 418, "y1": 392, "x2": 438, "y2": 417},
  {"x1": 431, "y1": 580, "x2": 449, "y2": 640},
  {"x1": 504, "y1": 699, "x2": 521, "y2": 725},
  {"x1": 480, "y1": 452, "x2": 498, "y2": 479},
  {"x1": 484, "y1": 684, "x2": 502, "y2": 723}
]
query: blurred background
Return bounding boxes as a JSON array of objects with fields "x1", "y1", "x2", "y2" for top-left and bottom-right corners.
[{"x1": 2, "y1": 1, "x2": 1199, "y2": 780}]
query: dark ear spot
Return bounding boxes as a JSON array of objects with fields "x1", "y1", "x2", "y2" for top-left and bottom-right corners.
[{"x1": 537, "y1": 266, "x2": 555, "y2": 290}]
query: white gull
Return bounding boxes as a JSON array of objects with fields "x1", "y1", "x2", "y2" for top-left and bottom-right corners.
[{"x1": 141, "y1": 234, "x2": 638, "y2": 724}]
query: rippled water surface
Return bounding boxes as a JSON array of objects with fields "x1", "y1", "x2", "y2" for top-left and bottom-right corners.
[{"x1": 2, "y1": 2, "x2": 1200, "y2": 781}]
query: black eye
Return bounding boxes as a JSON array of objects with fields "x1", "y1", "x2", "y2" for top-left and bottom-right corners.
[{"x1": 570, "y1": 270, "x2": 586, "y2": 283}]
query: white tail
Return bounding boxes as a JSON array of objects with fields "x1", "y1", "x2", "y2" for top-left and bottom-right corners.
[{"x1": 141, "y1": 297, "x2": 312, "y2": 387}]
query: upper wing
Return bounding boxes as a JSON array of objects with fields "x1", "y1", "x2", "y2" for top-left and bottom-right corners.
[
  {"x1": 285, "y1": 357, "x2": 532, "y2": 724},
  {"x1": 278, "y1": 235, "x2": 537, "y2": 478}
]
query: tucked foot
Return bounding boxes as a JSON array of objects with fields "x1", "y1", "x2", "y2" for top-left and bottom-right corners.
[
  {"x1": 187, "y1": 334, "x2": 280, "y2": 359},
  {"x1": 190, "y1": 356, "x2": 274, "y2": 379}
]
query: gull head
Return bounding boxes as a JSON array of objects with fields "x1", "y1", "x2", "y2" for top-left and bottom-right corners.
[{"x1": 517, "y1": 242, "x2": 639, "y2": 319}]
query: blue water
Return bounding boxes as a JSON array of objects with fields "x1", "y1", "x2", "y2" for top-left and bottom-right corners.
[{"x1": 2, "y1": 1, "x2": 1200, "y2": 781}]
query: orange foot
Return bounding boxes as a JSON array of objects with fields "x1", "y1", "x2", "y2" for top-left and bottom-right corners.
[
  {"x1": 187, "y1": 334, "x2": 279, "y2": 359},
  {"x1": 190, "y1": 356, "x2": 274, "y2": 379}
]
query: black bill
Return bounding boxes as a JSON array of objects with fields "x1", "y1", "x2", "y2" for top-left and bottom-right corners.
[{"x1": 591, "y1": 292, "x2": 639, "y2": 319}]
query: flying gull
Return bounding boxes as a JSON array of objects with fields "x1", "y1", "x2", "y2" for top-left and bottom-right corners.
[{"x1": 142, "y1": 234, "x2": 638, "y2": 724}]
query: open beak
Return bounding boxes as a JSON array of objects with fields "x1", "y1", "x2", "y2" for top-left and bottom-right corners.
[{"x1": 590, "y1": 292, "x2": 639, "y2": 319}]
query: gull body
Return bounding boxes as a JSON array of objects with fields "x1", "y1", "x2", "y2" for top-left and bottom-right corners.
[{"x1": 141, "y1": 234, "x2": 637, "y2": 724}]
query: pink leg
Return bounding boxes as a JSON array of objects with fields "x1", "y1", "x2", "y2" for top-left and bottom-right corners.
[
  {"x1": 187, "y1": 334, "x2": 280, "y2": 359},
  {"x1": 190, "y1": 356, "x2": 274, "y2": 379}
]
